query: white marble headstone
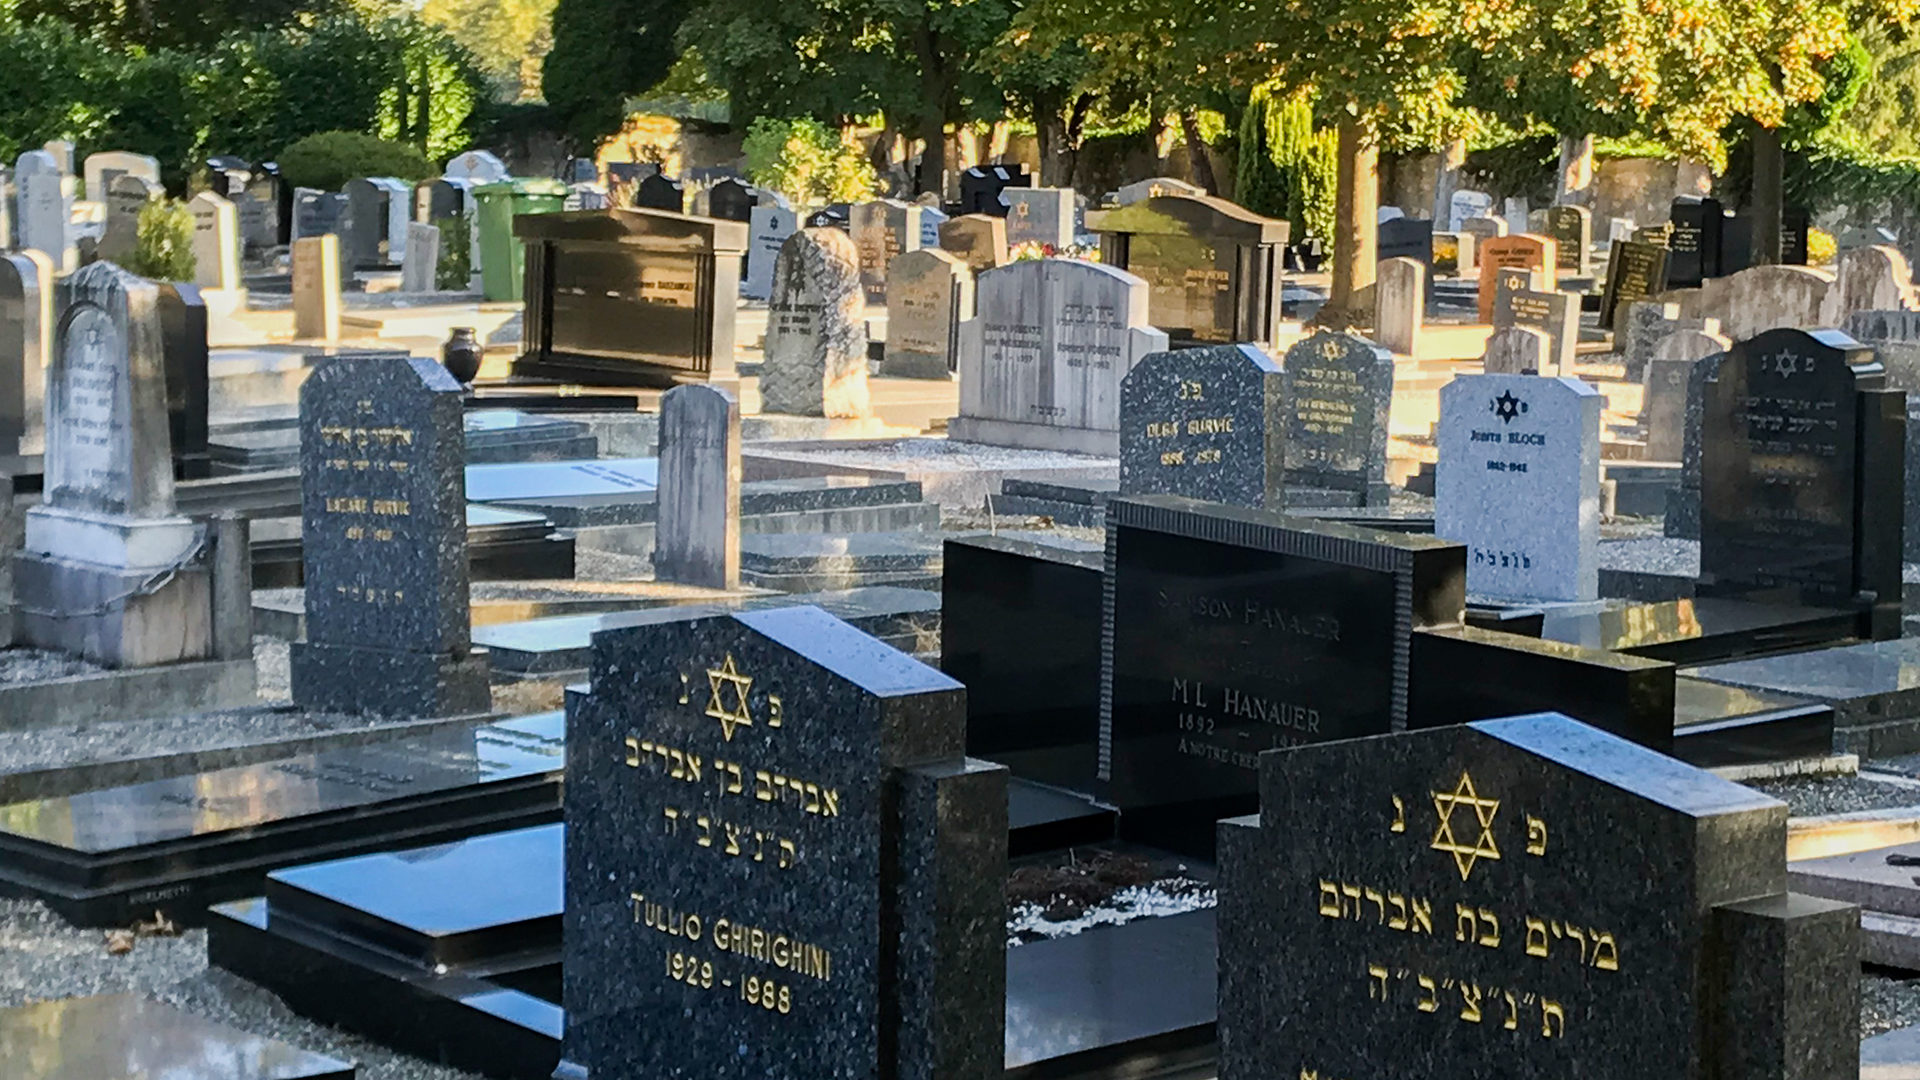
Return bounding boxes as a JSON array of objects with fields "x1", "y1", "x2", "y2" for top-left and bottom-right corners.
[
  {"x1": 16, "y1": 151, "x2": 74, "y2": 272},
  {"x1": 444, "y1": 150, "x2": 511, "y2": 184},
  {"x1": 189, "y1": 192, "x2": 241, "y2": 290},
  {"x1": 401, "y1": 222, "x2": 441, "y2": 292},
  {"x1": 1448, "y1": 190, "x2": 1493, "y2": 232},
  {"x1": 743, "y1": 205, "x2": 798, "y2": 301}
]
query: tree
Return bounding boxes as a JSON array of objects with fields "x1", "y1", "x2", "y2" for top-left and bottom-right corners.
[
  {"x1": 981, "y1": 28, "x2": 1101, "y2": 186},
  {"x1": 15, "y1": 0, "x2": 343, "y2": 50},
  {"x1": 422, "y1": 0, "x2": 557, "y2": 102},
  {"x1": 545, "y1": 0, "x2": 689, "y2": 153}
]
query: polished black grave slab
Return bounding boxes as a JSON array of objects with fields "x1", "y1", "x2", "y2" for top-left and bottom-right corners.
[
  {"x1": 1534, "y1": 595, "x2": 1858, "y2": 665},
  {"x1": 1687, "y1": 637, "x2": 1920, "y2": 757},
  {"x1": 0, "y1": 993, "x2": 355, "y2": 1079},
  {"x1": 0, "y1": 712, "x2": 564, "y2": 925}
]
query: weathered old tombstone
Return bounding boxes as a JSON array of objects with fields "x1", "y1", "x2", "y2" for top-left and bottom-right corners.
[
  {"x1": 938, "y1": 214, "x2": 1009, "y2": 272},
  {"x1": 1005, "y1": 187, "x2": 1076, "y2": 249},
  {"x1": 1667, "y1": 194, "x2": 1725, "y2": 287},
  {"x1": 1476, "y1": 234, "x2": 1557, "y2": 322},
  {"x1": 0, "y1": 251, "x2": 52, "y2": 458},
  {"x1": 1119, "y1": 344, "x2": 1283, "y2": 508},
  {"x1": 1546, "y1": 204, "x2": 1592, "y2": 275},
  {"x1": 556, "y1": 606, "x2": 1008, "y2": 1080},
  {"x1": 880, "y1": 248, "x2": 971, "y2": 379},
  {"x1": 98, "y1": 174, "x2": 161, "y2": 264},
  {"x1": 849, "y1": 199, "x2": 922, "y2": 303},
  {"x1": 188, "y1": 191, "x2": 241, "y2": 291},
  {"x1": 1663, "y1": 264, "x2": 1832, "y2": 342},
  {"x1": 1090, "y1": 195, "x2": 1289, "y2": 348},
  {"x1": 1642, "y1": 327, "x2": 1730, "y2": 462},
  {"x1": 1599, "y1": 239, "x2": 1670, "y2": 330},
  {"x1": 1482, "y1": 326, "x2": 1550, "y2": 376},
  {"x1": 1493, "y1": 285, "x2": 1578, "y2": 374},
  {"x1": 742, "y1": 204, "x2": 798, "y2": 302},
  {"x1": 1437, "y1": 373, "x2": 1601, "y2": 603},
  {"x1": 1618, "y1": 301, "x2": 1721, "y2": 382},
  {"x1": 762, "y1": 228, "x2": 869, "y2": 417},
  {"x1": 12, "y1": 152, "x2": 69, "y2": 271},
  {"x1": 1100, "y1": 494, "x2": 1465, "y2": 852},
  {"x1": 654, "y1": 383, "x2": 741, "y2": 589},
  {"x1": 1821, "y1": 245, "x2": 1916, "y2": 325},
  {"x1": 1281, "y1": 330, "x2": 1395, "y2": 505},
  {"x1": 81, "y1": 151, "x2": 159, "y2": 202},
  {"x1": 1699, "y1": 328, "x2": 1904, "y2": 637},
  {"x1": 290, "y1": 354, "x2": 491, "y2": 716},
  {"x1": 950, "y1": 258, "x2": 1169, "y2": 454},
  {"x1": 291, "y1": 236, "x2": 341, "y2": 342},
  {"x1": 1219, "y1": 713, "x2": 1858, "y2": 1080},
  {"x1": 344, "y1": 177, "x2": 410, "y2": 269},
  {"x1": 12, "y1": 262, "x2": 209, "y2": 666},
  {"x1": 399, "y1": 222, "x2": 441, "y2": 292},
  {"x1": 1376, "y1": 257, "x2": 1426, "y2": 355}
]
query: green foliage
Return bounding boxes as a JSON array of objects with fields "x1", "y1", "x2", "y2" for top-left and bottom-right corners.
[
  {"x1": 1235, "y1": 86, "x2": 1288, "y2": 218},
  {"x1": 434, "y1": 216, "x2": 473, "y2": 290},
  {"x1": 1235, "y1": 84, "x2": 1335, "y2": 238},
  {"x1": 278, "y1": 130, "x2": 433, "y2": 191},
  {"x1": 422, "y1": 0, "x2": 556, "y2": 103},
  {"x1": 741, "y1": 116, "x2": 877, "y2": 206},
  {"x1": 1838, "y1": 20, "x2": 1920, "y2": 157},
  {"x1": 545, "y1": 0, "x2": 689, "y2": 151},
  {"x1": 1785, "y1": 136, "x2": 1920, "y2": 223},
  {"x1": 16, "y1": 0, "x2": 343, "y2": 50},
  {"x1": 127, "y1": 198, "x2": 196, "y2": 281}
]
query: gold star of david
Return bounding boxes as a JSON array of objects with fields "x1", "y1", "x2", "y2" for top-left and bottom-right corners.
[
  {"x1": 705, "y1": 654, "x2": 753, "y2": 741},
  {"x1": 1431, "y1": 771, "x2": 1501, "y2": 881}
]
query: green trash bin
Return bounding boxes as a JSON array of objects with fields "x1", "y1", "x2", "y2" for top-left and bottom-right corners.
[{"x1": 472, "y1": 178, "x2": 567, "y2": 301}]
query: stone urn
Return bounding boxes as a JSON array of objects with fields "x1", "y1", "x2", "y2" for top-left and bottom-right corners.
[{"x1": 442, "y1": 326, "x2": 482, "y2": 384}]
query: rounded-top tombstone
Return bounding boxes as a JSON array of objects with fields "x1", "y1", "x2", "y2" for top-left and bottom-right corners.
[
  {"x1": 1119, "y1": 344, "x2": 1283, "y2": 508},
  {"x1": 761, "y1": 228, "x2": 869, "y2": 418}
]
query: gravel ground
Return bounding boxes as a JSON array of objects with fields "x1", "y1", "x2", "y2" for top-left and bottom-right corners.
[
  {"x1": 1746, "y1": 773, "x2": 1920, "y2": 817},
  {"x1": 1864, "y1": 973, "x2": 1920, "y2": 1037},
  {"x1": 0, "y1": 899, "x2": 483, "y2": 1079},
  {"x1": 0, "y1": 646, "x2": 100, "y2": 685}
]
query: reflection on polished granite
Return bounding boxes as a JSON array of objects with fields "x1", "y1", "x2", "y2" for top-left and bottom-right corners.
[
  {"x1": 1539, "y1": 596, "x2": 1857, "y2": 663},
  {"x1": 1005, "y1": 909, "x2": 1215, "y2": 1070},
  {"x1": 1690, "y1": 638, "x2": 1920, "y2": 701},
  {"x1": 0, "y1": 993, "x2": 354, "y2": 1079}
]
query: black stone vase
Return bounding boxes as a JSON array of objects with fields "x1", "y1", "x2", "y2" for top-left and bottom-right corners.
[{"x1": 442, "y1": 326, "x2": 482, "y2": 385}]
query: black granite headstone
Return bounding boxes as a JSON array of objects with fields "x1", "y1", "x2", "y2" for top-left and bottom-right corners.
[
  {"x1": 707, "y1": 178, "x2": 757, "y2": 222},
  {"x1": 1720, "y1": 214, "x2": 1755, "y2": 276},
  {"x1": 942, "y1": 535, "x2": 1103, "y2": 789},
  {"x1": 1119, "y1": 345, "x2": 1284, "y2": 508},
  {"x1": 1100, "y1": 494, "x2": 1465, "y2": 854},
  {"x1": 1781, "y1": 206, "x2": 1811, "y2": 266},
  {"x1": 1599, "y1": 240, "x2": 1669, "y2": 329},
  {"x1": 1281, "y1": 330, "x2": 1395, "y2": 505},
  {"x1": 416, "y1": 178, "x2": 467, "y2": 224},
  {"x1": 960, "y1": 165, "x2": 1031, "y2": 217},
  {"x1": 293, "y1": 190, "x2": 343, "y2": 240},
  {"x1": 290, "y1": 354, "x2": 491, "y2": 716},
  {"x1": 1378, "y1": 217, "x2": 1436, "y2": 301},
  {"x1": 636, "y1": 173, "x2": 685, "y2": 213},
  {"x1": 559, "y1": 606, "x2": 1007, "y2": 1080},
  {"x1": 1668, "y1": 195, "x2": 1724, "y2": 287},
  {"x1": 805, "y1": 203, "x2": 851, "y2": 230},
  {"x1": 1699, "y1": 328, "x2": 1905, "y2": 637},
  {"x1": 1545, "y1": 204, "x2": 1591, "y2": 274},
  {"x1": 1091, "y1": 195, "x2": 1290, "y2": 347},
  {"x1": 1218, "y1": 713, "x2": 1858, "y2": 1080},
  {"x1": 157, "y1": 282, "x2": 210, "y2": 480}
]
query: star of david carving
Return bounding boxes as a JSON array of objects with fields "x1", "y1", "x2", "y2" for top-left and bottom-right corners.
[
  {"x1": 1493, "y1": 391, "x2": 1525, "y2": 424},
  {"x1": 1431, "y1": 771, "x2": 1501, "y2": 881},
  {"x1": 1771, "y1": 351, "x2": 1800, "y2": 378},
  {"x1": 705, "y1": 654, "x2": 754, "y2": 741}
]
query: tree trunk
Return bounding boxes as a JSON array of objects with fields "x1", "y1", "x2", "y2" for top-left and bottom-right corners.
[
  {"x1": 1180, "y1": 109, "x2": 1217, "y2": 193},
  {"x1": 1320, "y1": 112, "x2": 1379, "y2": 329},
  {"x1": 1061, "y1": 93, "x2": 1094, "y2": 190},
  {"x1": 1752, "y1": 124, "x2": 1784, "y2": 265},
  {"x1": 1034, "y1": 92, "x2": 1066, "y2": 187},
  {"x1": 914, "y1": 27, "x2": 949, "y2": 197},
  {"x1": 1555, "y1": 133, "x2": 1594, "y2": 206},
  {"x1": 1431, "y1": 136, "x2": 1466, "y2": 226}
]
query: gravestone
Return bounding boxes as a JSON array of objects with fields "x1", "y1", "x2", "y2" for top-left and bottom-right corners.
[
  {"x1": 743, "y1": 205, "x2": 798, "y2": 302},
  {"x1": 1822, "y1": 245, "x2": 1915, "y2": 325},
  {"x1": 1435, "y1": 232, "x2": 1465, "y2": 275},
  {"x1": 1281, "y1": 330, "x2": 1395, "y2": 505},
  {"x1": 1699, "y1": 327, "x2": 1904, "y2": 637},
  {"x1": 415, "y1": 177, "x2": 469, "y2": 224},
  {"x1": 344, "y1": 177, "x2": 410, "y2": 269},
  {"x1": 292, "y1": 188, "x2": 345, "y2": 241},
  {"x1": 1460, "y1": 216, "x2": 1507, "y2": 253},
  {"x1": 290, "y1": 354, "x2": 491, "y2": 716},
  {"x1": 1089, "y1": 194, "x2": 1289, "y2": 347},
  {"x1": 1437, "y1": 374, "x2": 1601, "y2": 602},
  {"x1": 82, "y1": 151, "x2": 159, "y2": 203},
  {"x1": 1115, "y1": 176, "x2": 1205, "y2": 205},
  {"x1": 1668, "y1": 195, "x2": 1725, "y2": 287},
  {"x1": 1378, "y1": 217, "x2": 1435, "y2": 298},
  {"x1": 1504, "y1": 197, "x2": 1530, "y2": 235},
  {"x1": 1782, "y1": 206, "x2": 1811, "y2": 265},
  {"x1": 99, "y1": 174, "x2": 161, "y2": 263},
  {"x1": 1642, "y1": 328, "x2": 1730, "y2": 462},
  {"x1": 1219, "y1": 713, "x2": 1858, "y2": 1080},
  {"x1": 1119, "y1": 344, "x2": 1284, "y2": 508},
  {"x1": 562, "y1": 183, "x2": 605, "y2": 211},
  {"x1": 1005, "y1": 187, "x2": 1077, "y2": 249},
  {"x1": 246, "y1": 167, "x2": 289, "y2": 247},
  {"x1": 805, "y1": 204, "x2": 851, "y2": 230},
  {"x1": 1100, "y1": 494, "x2": 1465, "y2": 852},
  {"x1": 850, "y1": 199, "x2": 921, "y2": 303},
  {"x1": 1448, "y1": 190, "x2": 1494, "y2": 232},
  {"x1": 1482, "y1": 326, "x2": 1549, "y2": 376},
  {"x1": 1376, "y1": 257, "x2": 1426, "y2": 355},
  {"x1": 706, "y1": 178, "x2": 756, "y2": 222},
  {"x1": 654, "y1": 384, "x2": 740, "y2": 589},
  {"x1": 188, "y1": 191, "x2": 241, "y2": 291},
  {"x1": 0, "y1": 164, "x2": 11, "y2": 250},
  {"x1": 762, "y1": 228, "x2": 869, "y2": 417},
  {"x1": 635, "y1": 172, "x2": 686, "y2": 212},
  {"x1": 1494, "y1": 286, "x2": 1578, "y2": 375},
  {"x1": 1599, "y1": 239, "x2": 1670, "y2": 330},
  {"x1": 444, "y1": 150, "x2": 510, "y2": 184},
  {"x1": 157, "y1": 284, "x2": 211, "y2": 481},
  {"x1": 939, "y1": 214, "x2": 1008, "y2": 272},
  {"x1": 557, "y1": 606, "x2": 1007, "y2": 1080},
  {"x1": 881, "y1": 248, "x2": 971, "y2": 379},
  {"x1": 1476, "y1": 235, "x2": 1556, "y2": 322},
  {"x1": 12, "y1": 262, "x2": 211, "y2": 666},
  {"x1": 1380, "y1": 207, "x2": 1407, "y2": 224},
  {"x1": 1546, "y1": 205, "x2": 1592, "y2": 275},
  {"x1": 0, "y1": 251, "x2": 52, "y2": 458},
  {"x1": 1618, "y1": 301, "x2": 1719, "y2": 382},
  {"x1": 918, "y1": 205, "x2": 947, "y2": 250},
  {"x1": 400, "y1": 222, "x2": 441, "y2": 292},
  {"x1": 951, "y1": 258, "x2": 1169, "y2": 454},
  {"x1": 292, "y1": 236, "x2": 341, "y2": 342},
  {"x1": 1719, "y1": 215, "x2": 1754, "y2": 276},
  {"x1": 960, "y1": 164, "x2": 1030, "y2": 215}
]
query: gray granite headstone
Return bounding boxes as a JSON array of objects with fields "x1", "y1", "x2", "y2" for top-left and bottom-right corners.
[
  {"x1": 1459, "y1": 215, "x2": 1506, "y2": 252},
  {"x1": 289, "y1": 354, "x2": 490, "y2": 716},
  {"x1": 654, "y1": 384, "x2": 740, "y2": 589},
  {"x1": 1437, "y1": 373, "x2": 1601, "y2": 602},
  {"x1": 951, "y1": 258, "x2": 1169, "y2": 455},
  {"x1": 761, "y1": 228, "x2": 870, "y2": 417},
  {"x1": 1219, "y1": 713, "x2": 1856, "y2": 1080},
  {"x1": 98, "y1": 174, "x2": 160, "y2": 263},
  {"x1": 938, "y1": 214, "x2": 1007, "y2": 272},
  {"x1": 1642, "y1": 328, "x2": 1729, "y2": 462},
  {"x1": 743, "y1": 205, "x2": 798, "y2": 301},
  {"x1": 1482, "y1": 326, "x2": 1549, "y2": 375},
  {"x1": 557, "y1": 606, "x2": 1007, "y2": 1080},
  {"x1": 400, "y1": 222, "x2": 441, "y2": 292},
  {"x1": 1494, "y1": 286, "x2": 1577, "y2": 374},
  {"x1": 880, "y1": 248, "x2": 971, "y2": 379},
  {"x1": 849, "y1": 199, "x2": 921, "y2": 303},
  {"x1": 1005, "y1": 187, "x2": 1076, "y2": 249},
  {"x1": 1281, "y1": 330, "x2": 1395, "y2": 505},
  {"x1": 344, "y1": 177, "x2": 410, "y2": 268},
  {"x1": 1376, "y1": 256, "x2": 1425, "y2": 354},
  {"x1": 0, "y1": 250, "x2": 51, "y2": 457},
  {"x1": 1119, "y1": 345, "x2": 1283, "y2": 508},
  {"x1": 292, "y1": 188, "x2": 344, "y2": 241}
]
